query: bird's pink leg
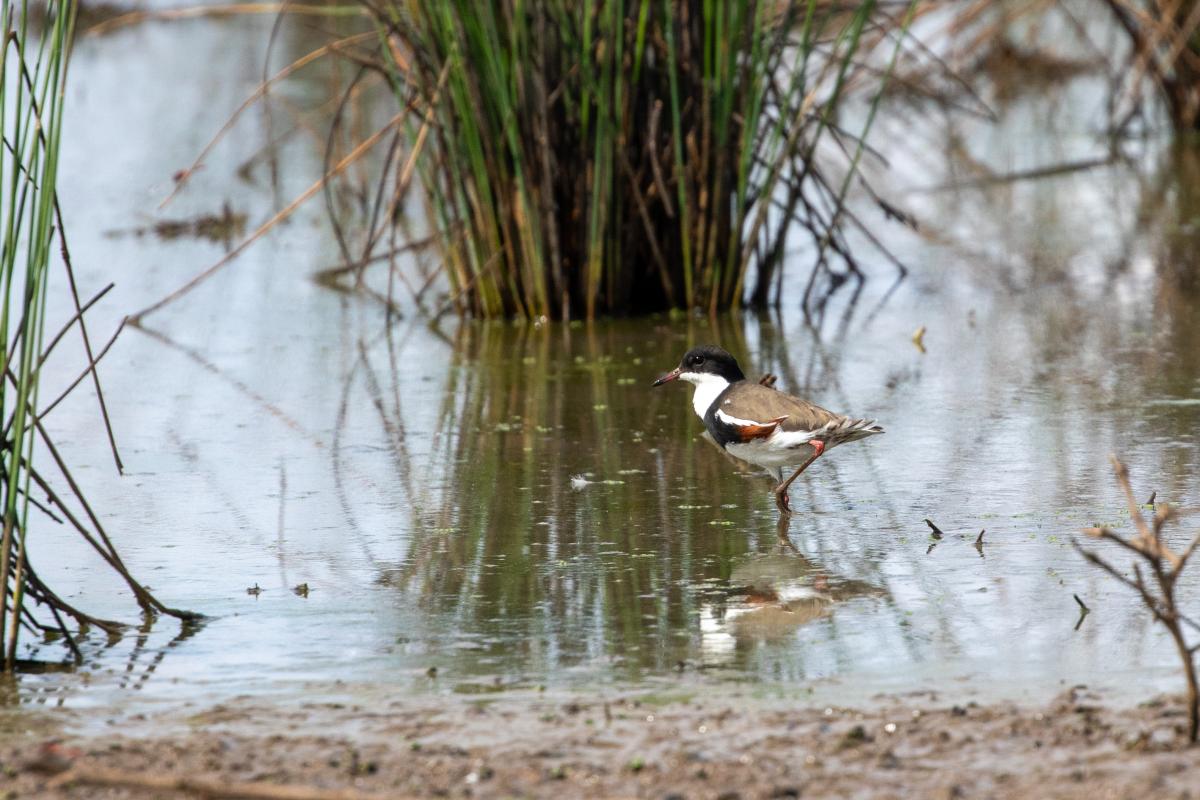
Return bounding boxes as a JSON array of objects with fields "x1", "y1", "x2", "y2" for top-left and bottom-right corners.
[{"x1": 773, "y1": 440, "x2": 826, "y2": 516}]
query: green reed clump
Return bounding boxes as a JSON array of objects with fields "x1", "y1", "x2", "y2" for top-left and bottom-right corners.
[
  {"x1": 367, "y1": 1, "x2": 906, "y2": 319},
  {"x1": 0, "y1": 0, "x2": 77, "y2": 670},
  {"x1": 0, "y1": 0, "x2": 197, "y2": 671}
]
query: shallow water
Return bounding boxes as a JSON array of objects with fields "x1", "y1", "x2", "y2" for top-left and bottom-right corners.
[{"x1": 9, "y1": 8, "x2": 1200, "y2": 728}]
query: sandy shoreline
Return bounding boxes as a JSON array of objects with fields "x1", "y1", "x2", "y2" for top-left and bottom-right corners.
[{"x1": 3, "y1": 686, "x2": 1197, "y2": 799}]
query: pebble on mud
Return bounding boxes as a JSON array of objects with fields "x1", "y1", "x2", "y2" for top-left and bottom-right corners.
[{"x1": 840, "y1": 725, "x2": 872, "y2": 748}]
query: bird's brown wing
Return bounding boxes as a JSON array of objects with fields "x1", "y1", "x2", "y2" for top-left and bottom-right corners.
[{"x1": 715, "y1": 383, "x2": 840, "y2": 433}]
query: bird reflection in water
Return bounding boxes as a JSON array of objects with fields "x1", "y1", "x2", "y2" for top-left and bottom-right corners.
[{"x1": 700, "y1": 517, "x2": 884, "y2": 661}]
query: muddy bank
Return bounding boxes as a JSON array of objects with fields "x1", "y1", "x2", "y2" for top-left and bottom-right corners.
[{"x1": 3, "y1": 688, "x2": 1196, "y2": 799}]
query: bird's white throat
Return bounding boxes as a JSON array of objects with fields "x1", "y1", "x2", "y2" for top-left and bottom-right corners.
[{"x1": 680, "y1": 372, "x2": 730, "y2": 420}]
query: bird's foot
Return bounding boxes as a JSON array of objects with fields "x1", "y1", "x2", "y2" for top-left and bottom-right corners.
[{"x1": 775, "y1": 514, "x2": 797, "y2": 551}]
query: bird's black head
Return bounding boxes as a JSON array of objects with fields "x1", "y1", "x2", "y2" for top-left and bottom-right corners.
[{"x1": 652, "y1": 345, "x2": 745, "y2": 386}]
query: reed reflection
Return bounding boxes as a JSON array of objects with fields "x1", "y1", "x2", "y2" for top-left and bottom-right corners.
[{"x1": 379, "y1": 319, "x2": 890, "y2": 680}]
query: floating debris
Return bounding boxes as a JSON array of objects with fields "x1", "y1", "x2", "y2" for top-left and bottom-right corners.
[
  {"x1": 911, "y1": 325, "x2": 927, "y2": 354},
  {"x1": 924, "y1": 519, "x2": 944, "y2": 539},
  {"x1": 570, "y1": 475, "x2": 592, "y2": 490},
  {"x1": 1073, "y1": 593, "x2": 1090, "y2": 631},
  {"x1": 246, "y1": 583, "x2": 262, "y2": 597},
  {"x1": 292, "y1": 583, "x2": 309, "y2": 598},
  {"x1": 106, "y1": 201, "x2": 246, "y2": 246}
]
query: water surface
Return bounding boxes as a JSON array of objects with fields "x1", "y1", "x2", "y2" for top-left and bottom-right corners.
[{"x1": 10, "y1": 4, "x2": 1200, "y2": 728}]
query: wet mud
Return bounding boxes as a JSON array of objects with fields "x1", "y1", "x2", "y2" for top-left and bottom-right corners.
[{"x1": 4, "y1": 688, "x2": 1197, "y2": 799}]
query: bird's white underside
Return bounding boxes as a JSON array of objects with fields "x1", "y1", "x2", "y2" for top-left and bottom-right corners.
[{"x1": 680, "y1": 371, "x2": 879, "y2": 477}]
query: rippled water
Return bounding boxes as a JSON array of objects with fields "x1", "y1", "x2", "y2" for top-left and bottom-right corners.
[{"x1": 8, "y1": 7, "x2": 1200, "y2": 727}]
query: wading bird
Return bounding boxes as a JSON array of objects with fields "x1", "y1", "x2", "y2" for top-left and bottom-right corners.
[{"x1": 653, "y1": 345, "x2": 883, "y2": 514}]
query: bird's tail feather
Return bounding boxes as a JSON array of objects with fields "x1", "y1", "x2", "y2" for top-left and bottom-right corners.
[{"x1": 824, "y1": 417, "x2": 884, "y2": 443}]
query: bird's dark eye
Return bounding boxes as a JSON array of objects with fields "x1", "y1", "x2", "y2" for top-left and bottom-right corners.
[{"x1": 691, "y1": 355, "x2": 704, "y2": 366}]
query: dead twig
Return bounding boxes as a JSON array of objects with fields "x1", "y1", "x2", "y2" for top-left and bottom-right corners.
[
  {"x1": 919, "y1": 155, "x2": 1117, "y2": 192},
  {"x1": 53, "y1": 198, "x2": 123, "y2": 473},
  {"x1": 1073, "y1": 454, "x2": 1200, "y2": 742},
  {"x1": 129, "y1": 111, "x2": 408, "y2": 325},
  {"x1": 159, "y1": 31, "x2": 379, "y2": 209},
  {"x1": 311, "y1": 237, "x2": 436, "y2": 283},
  {"x1": 85, "y1": 3, "x2": 361, "y2": 37}
]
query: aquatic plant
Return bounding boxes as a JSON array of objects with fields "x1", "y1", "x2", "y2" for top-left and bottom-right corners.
[
  {"x1": 353, "y1": 0, "x2": 912, "y2": 319},
  {"x1": 0, "y1": 0, "x2": 196, "y2": 671},
  {"x1": 1075, "y1": 456, "x2": 1200, "y2": 742},
  {"x1": 125, "y1": 1, "x2": 1200, "y2": 325}
]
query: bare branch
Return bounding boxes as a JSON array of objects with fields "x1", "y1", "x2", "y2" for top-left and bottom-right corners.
[{"x1": 1079, "y1": 455, "x2": 1200, "y2": 741}]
